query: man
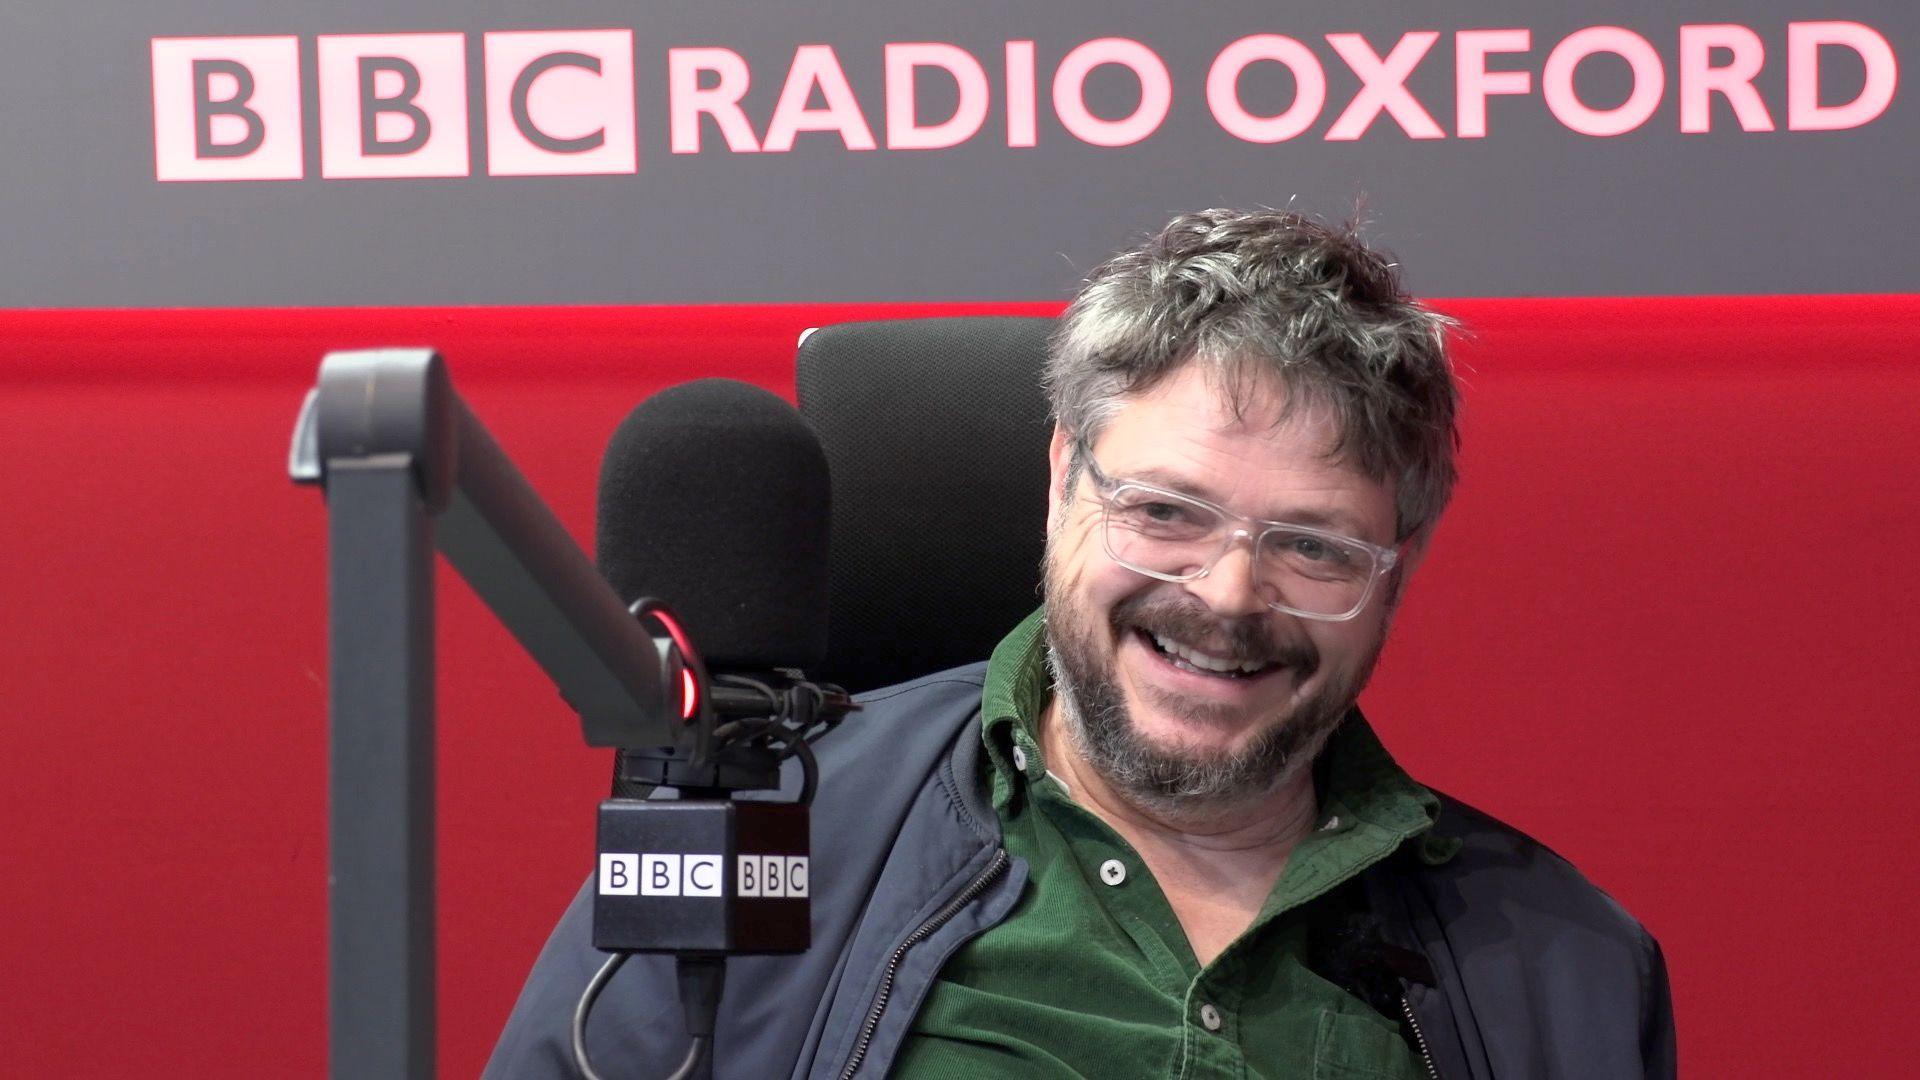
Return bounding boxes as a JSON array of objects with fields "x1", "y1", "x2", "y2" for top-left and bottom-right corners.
[{"x1": 489, "y1": 210, "x2": 1675, "y2": 1078}]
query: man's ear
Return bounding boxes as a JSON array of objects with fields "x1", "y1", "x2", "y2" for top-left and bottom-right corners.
[
  {"x1": 1045, "y1": 424, "x2": 1074, "y2": 536},
  {"x1": 1382, "y1": 530, "x2": 1433, "y2": 611}
]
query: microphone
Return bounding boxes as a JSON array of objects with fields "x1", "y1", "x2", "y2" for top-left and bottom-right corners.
[
  {"x1": 578, "y1": 379, "x2": 843, "y2": 1078},
  {"x1": 585, "y1": 375, "x2": 843, "y2": 919},
  {"x1": 596, "y1": 377, "x2": 831, "y2": 673},
  {"x1": 595, "y1": 377, "x2": 852, "y2": 790}
]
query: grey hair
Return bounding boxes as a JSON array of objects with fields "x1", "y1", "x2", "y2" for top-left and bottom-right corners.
[{"x1": 1046, "y1": 209, "x2": 1460, "y2": 543}]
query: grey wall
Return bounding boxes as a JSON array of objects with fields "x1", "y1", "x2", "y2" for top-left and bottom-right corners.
[{"x1": 2, "y1": 1, "x2": 1913, "y2": 307}]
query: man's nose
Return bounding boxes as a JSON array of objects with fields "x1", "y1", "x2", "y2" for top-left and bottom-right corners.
[{"x1": 1183, "y1": 530, "x2": 1269, "y2": 618}]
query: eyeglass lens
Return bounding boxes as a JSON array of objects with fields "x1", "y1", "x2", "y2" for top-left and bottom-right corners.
[{"x1": 1102, "y1": 484, "x2": 1376, "y2": 616}]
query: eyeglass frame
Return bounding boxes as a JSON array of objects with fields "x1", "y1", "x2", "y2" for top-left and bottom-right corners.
[{"x1": 1072, "y1": 436, "x2": 1402, "y2": 622}]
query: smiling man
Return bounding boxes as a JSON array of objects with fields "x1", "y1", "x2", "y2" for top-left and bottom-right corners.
[{"x1": 489, "y1": 211, "x2": 1676, "y2": 1079}]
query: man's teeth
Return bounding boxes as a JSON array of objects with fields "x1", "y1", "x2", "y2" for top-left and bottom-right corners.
[{"x1": 1150, "y1": 632, "x2": 1270, "y2": 675}]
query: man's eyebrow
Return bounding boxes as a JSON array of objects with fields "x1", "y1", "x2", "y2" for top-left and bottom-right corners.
[
  {"x1": 1120, "y1": 468, "x2": 1373, "y2": 537},
  {"x1": 1268, "y1": 506, "x2": 1372, "y2": 537},
  {"x1": 1124, "y1": 467, "x2": 1214, "y2": 497}
]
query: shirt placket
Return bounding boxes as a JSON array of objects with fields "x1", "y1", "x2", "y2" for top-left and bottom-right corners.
[
  {"x1": 1179, "y1": 974, "x2": 1247, "y2": 1079},
  {"x1": 1039, "y1": 786, "x2": 1262, "y2": 1078}
]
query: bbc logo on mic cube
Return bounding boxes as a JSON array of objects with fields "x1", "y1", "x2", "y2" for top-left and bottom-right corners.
[
  {"x1": 735, "y1": 853, "x2": 809, "y2": 898},
  {"x1": 594, "y1": 798, "x2": 809, "y2": 954}
]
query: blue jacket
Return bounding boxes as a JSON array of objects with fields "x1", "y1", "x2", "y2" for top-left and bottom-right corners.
[{"x1": 486, "y1": 663, "x2": 1676, "y2": 1079}]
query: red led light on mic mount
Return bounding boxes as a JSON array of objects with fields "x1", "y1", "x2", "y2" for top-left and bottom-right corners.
[
  {"x1": 646, "y1": 606, "x2": 702, "y2": 721},
  {"x1": 613, "y1": 589, "x2": 854, "y2": 798},
  {"x1": 630, "y1": 599, "x2": 707, "y2": 726}
]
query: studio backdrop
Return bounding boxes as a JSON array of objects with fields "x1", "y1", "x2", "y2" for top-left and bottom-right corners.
[{"x1": 2, "y1": 3, "x2": 1917, "y2": 1079}]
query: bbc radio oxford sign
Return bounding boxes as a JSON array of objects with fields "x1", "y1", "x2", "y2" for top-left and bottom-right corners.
[
  {"x1": 150, "y1": 21, "x2": 1899, "y2": 182},
  {"x1": 5, "y1": 3, "x2": 1914, "y2": 305}
]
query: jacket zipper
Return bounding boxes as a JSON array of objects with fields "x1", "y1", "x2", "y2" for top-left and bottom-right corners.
[
  {"x1": 1399, "y1": 994, "x2": 1441, "y2": 1080},
  {"x1": 837, "y1": 849, "x2": 1011, "y2": 1079}
]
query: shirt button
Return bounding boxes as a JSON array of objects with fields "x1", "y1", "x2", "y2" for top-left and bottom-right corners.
[
  {"x1": 1199, "y1": 1003, "x2": 1223, "y2": 1031},
  {"x1": 1099, "y1": 859, "x2": 1126, "y2": 886},
  {"x1": 1012, "y1": 745, "x2": 1028, "y2": 772}
]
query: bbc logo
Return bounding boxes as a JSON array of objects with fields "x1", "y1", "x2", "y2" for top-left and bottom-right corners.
[
  {"x1": 736, "y1": 854, "x2": 810, "y2": 898},
  {"x1": 597, "y1": 853, "x2": 809, "y2": 898},
  {"x1": 150, "y1": 30, "x2": 638, "y2": 181}
]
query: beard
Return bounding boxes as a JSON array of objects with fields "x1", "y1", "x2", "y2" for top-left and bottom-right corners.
[{"x1": 1042, "y1": 552, "x2": 1385, "y2": 814}]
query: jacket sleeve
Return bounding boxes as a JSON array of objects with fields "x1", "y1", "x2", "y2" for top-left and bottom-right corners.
[
  {"x1": 1641, "y1": 930, "x2": 1678, "y2": 1079},
  {"x1": 483, "y1": 879, "x2": 688, "y2": 1080}
]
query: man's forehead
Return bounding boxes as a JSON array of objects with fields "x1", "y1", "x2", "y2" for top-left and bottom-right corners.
[
  {"x1": 1106, "y1": 362, "x2": 1344, "y2": 453},
  {"x1": 1089, "y1": 363, "x2": 1395, "y2": 536}
]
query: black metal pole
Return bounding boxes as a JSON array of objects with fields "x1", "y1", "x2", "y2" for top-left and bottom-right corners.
[{"x1": 325, "y1": 457, "x2": 436, "y2": 1080}]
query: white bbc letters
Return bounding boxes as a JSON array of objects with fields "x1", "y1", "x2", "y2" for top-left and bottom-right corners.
[
  {"x1": 684, "y1": 855, "x2": 724, "y2": 897},
  {"x1": 641, "y1": 854, "x2": 682, "y2": 896},
  {"x1": 603, "y1": 852, "x2": 809, "y2": 898},
  {"x1": 599, "y1": 853, "x2": 639, "y2": 896}
]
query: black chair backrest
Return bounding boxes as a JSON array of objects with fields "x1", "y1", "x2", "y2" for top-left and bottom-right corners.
[{"x1": 796, "y1": 316, "x2": 1056, "y2": 693}]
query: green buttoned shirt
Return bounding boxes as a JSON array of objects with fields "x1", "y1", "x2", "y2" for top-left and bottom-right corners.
[{"x1": 893, "y1": 609, "x2": 1458, "y2": 1079}]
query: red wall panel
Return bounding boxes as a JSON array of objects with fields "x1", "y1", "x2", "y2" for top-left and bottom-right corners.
[{"x1": 1, "y1": 297, "x2": 1914, "y2": 1077}]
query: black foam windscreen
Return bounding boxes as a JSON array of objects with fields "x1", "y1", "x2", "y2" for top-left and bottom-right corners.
[
  {"x1": 595, "y1": 379, "x2": 830, "y2": 671},
  {"x1": 796, "y1": 317, "x2": 1055, "y2": 692}
]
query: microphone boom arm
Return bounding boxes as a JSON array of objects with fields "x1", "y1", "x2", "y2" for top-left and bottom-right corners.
[
  {"x1": 291, "y1": 348, "x2": 683, "y2": 749},
  {"x1": 289, "y1": 348, "x2": 689, "y2": 1080}
]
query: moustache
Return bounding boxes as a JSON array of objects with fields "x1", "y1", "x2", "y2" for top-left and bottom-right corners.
[{"x1": 1110, "y1": 593, "x2": 1320, "y2": 675}]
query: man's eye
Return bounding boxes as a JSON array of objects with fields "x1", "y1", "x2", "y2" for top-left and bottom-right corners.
[
  {"x1": 1112, "y1": 496, "x2": 1207, "y2": 534},
  {"x1": 1279, "y1": 535, "x2": 1345, "y2": 562},
  {"x1": 1140, "y1": 502, "x2": 1190, "y2": 523}
]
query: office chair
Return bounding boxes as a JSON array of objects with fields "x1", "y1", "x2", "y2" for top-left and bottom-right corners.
[{"x1": 796, "y1": 316, "x2": 1056, "y2": 693}]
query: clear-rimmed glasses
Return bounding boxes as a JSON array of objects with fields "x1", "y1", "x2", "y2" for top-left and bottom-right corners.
[{"x1": 1078, "y1": 441, "x2": 1399, "y2": 621}]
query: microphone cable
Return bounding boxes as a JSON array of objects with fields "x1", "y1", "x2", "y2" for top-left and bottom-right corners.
[
  {"x1": 569, "y1": 676, "x2": 835, "y2": 1079},
  {"x1": 572, "y1": 953, "x2": 720, "y2": 1080}
]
